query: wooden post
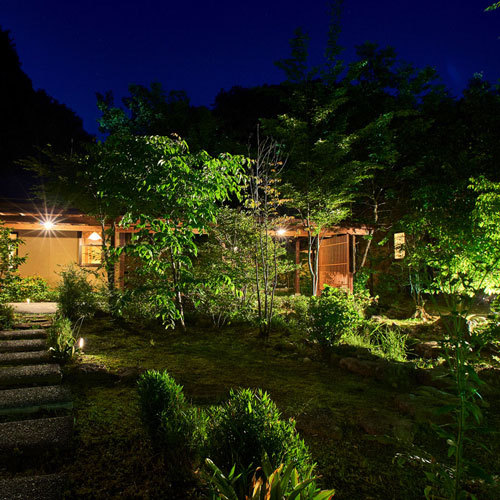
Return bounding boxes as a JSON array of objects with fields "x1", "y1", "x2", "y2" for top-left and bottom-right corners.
[{"x1": 295, "y1": 238, "x2": 300, "y2": 295}]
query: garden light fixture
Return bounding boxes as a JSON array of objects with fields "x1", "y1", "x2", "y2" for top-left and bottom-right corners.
[
  {"x1": 276, "y1": 228, "x2": 287, "y2": 236},
  {"x1": 41, "y1": 220, "x2": 55, "y2": 230},
  {"x1": 88, "y1": 232, "x2": 102, "y2": 241}
]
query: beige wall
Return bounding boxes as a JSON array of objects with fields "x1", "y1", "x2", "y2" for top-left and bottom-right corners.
[{"x1": 17, "y1": 230, "x2": 80, "y2": 286}]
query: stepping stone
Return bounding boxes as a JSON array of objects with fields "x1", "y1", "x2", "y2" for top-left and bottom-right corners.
[
  {"x1": 0, "y1": 473, "x2": 67, "y2": 500},
  {"x1": 0, "y1": 329, "x2": 46, "y2": 340},
  {"x1": 0, "y1": 416, "x2": 73, "y2": 454},
  {"x1": 0, "y1": 339, "x2": 46, "y2": 353},
  {"x1": 0, "y1": 350, "x2": 53, "y2": 366},
  {"x1": 0, "y1": 364, "x2": 62, "y2": 388},
  {"x1": 0, "y1": 386, "x2": 72, "y2": 416}
]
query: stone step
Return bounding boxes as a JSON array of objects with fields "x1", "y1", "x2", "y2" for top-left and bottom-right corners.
[
  {"x1": 0, "y1": 416, "x2": 73, "y2": 455},
  {"x1": 0, "y1": 338, "x2": 46, "y2": 353},
  {"x1": 15, "y1": 322, "x2": 51, "y2": 329},
  {"x1": 0, "y1": 473, "x2": 67, "y2": 500},
  {"x1": 0, "y1": 364, "x2": 62, "y2": 388},
  {"x1": 0, "y1": 385, "x2": 72, "y2": 416},
  {"x1": 0, "y1": 350, "x2": 53, "y2": 366},
  {"x1": 0, "y1": 329, "x2": 46, "y2": 340}
]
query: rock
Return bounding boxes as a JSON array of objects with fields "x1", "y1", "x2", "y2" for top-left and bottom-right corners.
[
  {"x1": 358, "y1": 414, "x2": 389, "y2": 435},
  {"x1": 339, "y1": 356, "x2": 416, "y2": 390},
  {"x1": 302, "y1": 357, "x2": 312, "y2": 363},
  {"x1": 330, "y1": 424, "x2": 343, "y2": 440},
  {"x1": 0, "y1": 350, "x2": 53, "y2": 366},
  {"x1": 394, "y1": 387, "x2": 456, "y2": 424},
  {"x1": 0, "y1": 385, "x2": 72, "y2": 416},
  {"x1": 65, "y1": 362, "x2": 119, "y2": 385},
  {"x1": 0, "y1": 364, "x2": 62, "y2": 388},
  {"x1": 0, "y1": 329, "x2": 46, "y2": 340},
  {"x1": 116, "y1": 367, "x2": 144, "y2": 384},
  {"x1": 391, "y1": 418, "x2": 416, "y2": 444},
  {"x1": 0, "y1": 474, "x2": 68, "y2": 500},
  {"x1": 339, "y1": 357, "x2": 382, "y2": 378},
  {"x1": 0, "y1": 339, "x2": 46, "y2": 353},
  {"x1": 0, "y1": 416, "x2": 73, "y2": 455},
  {"x1": 414, "y1": 341, "x2": 442, "y2": 359}
]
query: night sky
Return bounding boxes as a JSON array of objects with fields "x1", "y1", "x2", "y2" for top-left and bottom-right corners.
[{"x1": 3, "y1": 0, "x2": 499, "y2": 135}]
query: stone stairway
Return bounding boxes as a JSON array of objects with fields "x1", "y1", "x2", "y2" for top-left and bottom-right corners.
[{"x1": 0, "y1": 324, "x2": 73, "y2": 499}]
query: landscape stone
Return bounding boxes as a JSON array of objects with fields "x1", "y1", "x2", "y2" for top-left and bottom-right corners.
[
  {"x1": 0, "y1": 350, "x2": 53, "y2": 366},
  {"x1": 0, "y1": 385, "x2": 72, "y2": 415},
  {"x1": 0, "y1": 474, "x2": 67, "y2": 500},
  {"x1": 0, "y1": 329, "x2": 46, "y2": 340},
  {"x1": 0, "y1": 364, "x2": 62, "y2": 388},
  {"x1": 414, "y1": 341, "x2": 442, "y2": 359},
  {"x1": 0, "y1": 339, "x2": 46, "y2": 353},
  {"x1": 0, "y1": 416, "x2": 73, "y2": 454}
]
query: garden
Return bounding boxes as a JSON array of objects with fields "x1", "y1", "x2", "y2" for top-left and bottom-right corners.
[{"x1": 1, "y1": 8, "x2": 500, "y2": 498}]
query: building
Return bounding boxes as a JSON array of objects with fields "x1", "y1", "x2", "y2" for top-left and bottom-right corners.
[{"x1": 1, "y1": 201, "x2": 369, "y2": 292}]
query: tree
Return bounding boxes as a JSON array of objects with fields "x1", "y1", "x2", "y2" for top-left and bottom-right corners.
[
  {"x1": 0, "y1": 222, "x2": 26, "y2": 302},
  {"x1": 112, "y1": 134, "x2": 246, "y2": 329},
  {"x1": 246, "y1": 130, "x2": 292, "y2": 337},
  {"x1": 0, "y1": 27, "x2": 90, "y2": 197}
]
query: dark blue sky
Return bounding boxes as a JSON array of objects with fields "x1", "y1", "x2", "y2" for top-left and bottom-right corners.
[{"x1": 3, "y1": 1, "x2": 499, "y2": 135}]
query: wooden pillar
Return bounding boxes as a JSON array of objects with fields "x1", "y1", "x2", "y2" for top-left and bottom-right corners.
[
  {"x1": 294, "y1": 238, "x2": 301, "y2": 295},
  {"x1": 113, "y1": 229, "x2": 121, "y2": 289}
]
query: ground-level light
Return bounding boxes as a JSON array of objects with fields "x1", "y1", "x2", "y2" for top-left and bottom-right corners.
[{"x1": 78, "y1": 338, "x2": 85, "y2": 349}]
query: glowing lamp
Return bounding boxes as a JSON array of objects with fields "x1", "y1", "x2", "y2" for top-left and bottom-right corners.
[
  {"x1": 88, "y1": 232, "x2": 102, "y2": 241},
  {"x1": 78, "y1": 338, "x2": 85, "y2": 349},
  {"x1": 42, "y1": 220, "x2": 55, "y2": 230},
  {"x1": 276, "y1": 228, "x2": 287, "y2": 236},
  {"x1": 26, "y1": 298, "x2": 30, "y2": 304}
]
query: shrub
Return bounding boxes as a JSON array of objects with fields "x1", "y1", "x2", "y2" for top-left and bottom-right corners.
[
  {"x1": 46, "y1": 315, "x2": 81, "y2": 362},
  {"x1": 309, "y1": 286, "x2": 363, "y2": 346},
  {"x1": 0, "y1": 303, "x2": 14, "y2": 329},
  {"x1": 194, "y1": 284, "x2": 243, "y2": 328},
  {"x1": 206, "y1": 456, "x2": 335, "y2": 500},
  {"x1": 4, "y1": 276, "x2": 57, "y2": 302},
  {"x1": 137, "y1": 370, "x2": 202, "y2": 458},
  {"x1": 57, "y1": 266, "x2": 97, "y2": 321},
  {"x1": 206, "y1": 388, "x2": 312, "y2": 481}
]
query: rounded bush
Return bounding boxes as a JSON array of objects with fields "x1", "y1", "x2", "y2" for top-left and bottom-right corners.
[
  {"x1": 309, "y1": 285, "x2": 363, "y2": 346},
  {"x1": 206, "y1": 388, "x2": 312, "y2": 476},
  {"x1": 137, "y1": 370, "x2": 201, "y2": 457}
]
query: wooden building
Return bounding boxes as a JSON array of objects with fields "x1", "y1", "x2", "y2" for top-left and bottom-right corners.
[{"x1": 1, "y1": 202, "x2": 369, "y2": 292}]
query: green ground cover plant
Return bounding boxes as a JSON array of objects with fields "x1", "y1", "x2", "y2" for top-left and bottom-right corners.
[
  {"x1": 2, "y1": 275, "x2": 57, "y2": 302},
  {"x1": 0, "y1": 302, "x2": 14, "y2": 329},
  {"x1": 46, "y1": 314, "x2": 83, "y2": 362}
]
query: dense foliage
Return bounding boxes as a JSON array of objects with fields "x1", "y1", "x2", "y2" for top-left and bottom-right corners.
[
  {"x1": 57, "y1": 266, "x2": 97, "y2": 321},
  {"x1": 206, "y1": 388, "x2": 312, "y2": 480},
  {"x1": 46, "y1": 315, "x2": 81, "y2": 362},
  {"x1": 137, "y1": 370, "x2": 201, "y2": 460},
  {"x1": 308, "y1": 286, "x2": 364, "y2": 346}
]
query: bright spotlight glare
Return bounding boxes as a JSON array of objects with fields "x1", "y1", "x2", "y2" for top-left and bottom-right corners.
[
  {"x1": 276, "y1": 228, "x2": 287, "y2": 236},
  {"x1": 42, "y1": 220, "x2": 55, "y2": 230},
  {"x1": 78, "y1": 338, "x2": 84, "y2": 349}
]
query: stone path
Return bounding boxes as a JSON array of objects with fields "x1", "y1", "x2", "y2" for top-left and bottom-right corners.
[{"x1": 0, "y1": 321, "x2": 72, "y2": 499}]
